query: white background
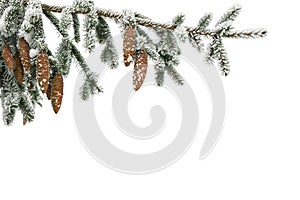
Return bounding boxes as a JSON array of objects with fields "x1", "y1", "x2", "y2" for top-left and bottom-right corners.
[{"x1": 1, "y1": 0, "x2": 300, "y2": 199}]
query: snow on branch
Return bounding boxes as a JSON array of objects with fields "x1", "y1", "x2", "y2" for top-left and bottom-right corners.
[{"x1": 0, "y1": 0, "x2": 267, "y2": 125}]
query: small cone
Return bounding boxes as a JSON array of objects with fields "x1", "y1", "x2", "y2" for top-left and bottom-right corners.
[
  {"x1": 133, "y1": 49, "x2": 148, "y2": 91},
  {"x1": 2, "y1": 44, "x2": 15, "y2": 71},
  {"x1": 19, "y1": 38, "x2": 31, "y2": 72},
  {"x1": 37, "y1": 51, "x2": 50, "y2": 93},
  {"x1": 123, "y1": 26, "x2": 136, "y2": 66},
  {"x1": 14, "y1": 54, "x2": 24, "y2": 86},
  {"x1": 51, "y1": 74, "x2": 64, "y2": 114},
  {"x1": 23, "y1": 118, "x2": 27, "y2": 126}
]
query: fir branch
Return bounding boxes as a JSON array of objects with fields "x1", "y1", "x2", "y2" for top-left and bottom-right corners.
[
  {"x1": 42, "y1": 10, "x2": 67, "y2": 38},
  {"x1": 19, "y1": 92, "x2": 35, "y2": 123},
  {"x1": 188, "y1": 30, "x2": 204, "y2": 52},
  {"x1": 165, "y1": 64, "x2": 184, "y2": 85},
  {"x1": 72, "y1": 44, "x2": 103, "y2": 99},
  {"x1": 72, "y1": 13, "x2": 81, "y2": 42},
  {"x1": 197, "y1": 13, "x2": 213, "y2": 31},
  {"x1": 0, "y1": 1, "x2": 267, "y2": 125},
  {"x1": 56, "y1": 37, "x2": 72, "y2": 76},
  {"x1": 0, "y1": 4, "x2": 24, "y2": 38},
  {"x1": 59, "y1": 7, "x2": 73, "y2": 31},
  {"x1": 95, "y1": 16, "x2": 119, "y2": 69},
  {"x1": 154, "y1": 58, "x2": 165, "y2": 87},
  {"x1": 214, "y1": 38, "x2": 230, "y2": 76},
  {"x1": 172, "y1": 13, "x2": 185, "y2": 27},
  {"x1": 0, "y1": 68, "x2": 20, "y2": 125},
  {"x1": 224, "y1": 29, "x2": 267, "y2": 39},
  {"x1": 144, "y1": 47, "x2": 159, "y2": 62},
  {"x1": 38, "y1": 2, "x2": 266, "y2": 40},
  {"x1": 43, "y1": 10, "x2": 103, "y2": 100},
  {"x1": 100, "y1": 37, "x2": 118, "y2": 69},
  {"x1": 95, "y1": 16, "x2": 111, "y2": 44},
  {"x1": 83, "y1": 3, "x2": 97, "y2": 52},
  {"x1": 0, "y1": 0, "x2": 9, "y2": 17},
  {"x1": 216, "y1": 4, "x2": 242, "y2": 26},
  {"x1": 136, "y1": 26, "x2": 155, "y2": 48}
]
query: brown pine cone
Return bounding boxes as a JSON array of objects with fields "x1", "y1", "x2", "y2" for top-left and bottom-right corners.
[
  {"x1": 19, "y1": 38, "x2": 31, "y2": 72},
  {"x1": 23, "y1": 118, "x2": 27, "y2": 126},
  {"x1": 37, "y1": 51, "x2": 50, "y2": 93},
  {"x1": 51, "y1": 74, "x2": 64, "y2": 114}
]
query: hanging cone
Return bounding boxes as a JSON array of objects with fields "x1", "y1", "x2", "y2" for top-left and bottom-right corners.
[
  {"x1": 51, "y1": 74, "x2": 64, "y2": 114},
  {"x1": 37, "y1": 51, "x2": 50, "y2": 93},
  {"x1": 133, "y1": 49, "x2": 148, "y2": 91},
  {"x1": 2, "y1": 44, "x2": 15, "y2": 71},
  {"x1": 19, "y1": 38, "x2": 31, "y2": 72},
  {"x1": 23, "y1": 117, "x2": 27, "y2": 126},
  {"x1": 123, "y1": 26, "x2": 136, "y2": 66},
  {"x1": 13, "y1": 54, "x2": 24, "y2": 86}
]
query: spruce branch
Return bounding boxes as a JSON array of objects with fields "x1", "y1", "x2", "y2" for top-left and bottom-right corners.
[
  {"x1": 38, "y1": 2, "x2": 266, "y2": 38},
  {"x1": 41, "y1": 1, "x2": 266, "y2": 76},
  {"x1": 197, "y1": 13, "x2": 213, "y2": 31},
  {"x1": 72, "y1": 13, "x2": 81, "y2": 42},
  {"x1": 43, "y1": 9, "x2": 103, "y2": 100},
  {"x1": 0, "y1": 0, "x2": 267, "y2": 125},
  {"x1": 224, "y1": 29, "x2": 268, "y2": 39},
  {"x1": 215, "y1": 4, "x2": 242, "y2": 27}
]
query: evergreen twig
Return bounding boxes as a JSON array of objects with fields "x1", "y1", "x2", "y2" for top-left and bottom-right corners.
[{"x1": 0, "y1": 0, "x2": 267, "y2": 125}]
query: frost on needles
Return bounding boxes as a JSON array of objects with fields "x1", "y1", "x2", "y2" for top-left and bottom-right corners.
[{"x1": 0, "y1": 0, "x2": 266, "y2": 125}]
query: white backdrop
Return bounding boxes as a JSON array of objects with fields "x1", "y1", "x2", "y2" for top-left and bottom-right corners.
[{"x1": 1, "y1": 0, "x2": 300, "y2": 199}]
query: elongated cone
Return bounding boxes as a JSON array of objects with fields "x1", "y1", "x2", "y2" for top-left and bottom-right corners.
[
  {"x1": 51, "y1": 74, "x2": 64, "y2": 114},
  {"x1": 37, "y1": 51, "x2": 50, "y2": 93},
  {"x1": 133, "y1": 49, "x2": 148, "y2": 91},
  {"x1": 14, "y1": 54, "x2": 24, "y2": 86},
  {"x1": 2, "y1": 44, "x2": 15, "y2": 71},
  {"x1": 19, "y1": 38, "x2": 31, "y2": 72},
  {"x1": 123, "y1": 26, "x2": 136, "y2": 66}
]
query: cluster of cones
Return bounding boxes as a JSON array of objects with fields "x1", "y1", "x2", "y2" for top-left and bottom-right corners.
[{"x1": 2, "y1": 38, "x2": 63, "y2": 124}]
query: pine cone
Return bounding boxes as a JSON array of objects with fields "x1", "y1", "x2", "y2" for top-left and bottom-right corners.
[
  {"x1": 37, "y1": 51, "x2": 50, "y2": 93},
  {"x1": 13, "y1": 54, "x2": 24, "y2": 86},
  {"x1": 123, "y1": 26, "x2": 136, "y2": 67},
  {"x1": 19, "y1": 38, "x2": 31, "y2": 72},
  {"x1": 51, "y1": 74, "x2": 64, "y2": 114},
  {"x1": 133, "y1": 49, "x2": 148, "y2": 91},
  {"x1": 2, "y1": 44, "x2": 15, "y2": 71},
  {"x1": 23, "y1": 117, "x2": 27, "y2": 126}
]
